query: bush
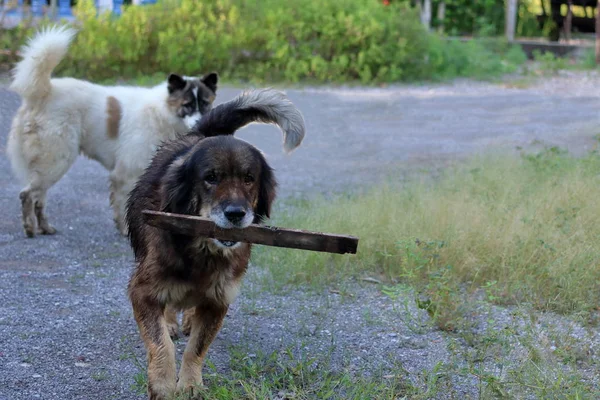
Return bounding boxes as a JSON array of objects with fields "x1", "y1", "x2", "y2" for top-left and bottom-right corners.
[
  {"x1": 432, "y1": 0, "x2": 506, "y2": 36},
  {"x1": 2, "y1": 0, "x2": 528, "y2": 83}
]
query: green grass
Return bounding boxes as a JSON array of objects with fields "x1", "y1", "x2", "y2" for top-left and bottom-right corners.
[
  {"x1": 253, "y1": 147, "x2": 600, "y2": 324},
  {"x1": 435, "y1": 312, "x2": 600, "y2": 399},
  {"x1": 180, "y1": 347, "x2": 411, "y2": 400},
  {"x1": 125, "y1": 315, "x2": 600, "y2": 399},
  {"x1": 128, "y1": 344, "x2": 413, "y2": 400}
]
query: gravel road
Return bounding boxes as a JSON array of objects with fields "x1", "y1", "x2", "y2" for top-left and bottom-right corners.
[{"x1": 2, "y1": 72, "x2": 600, "y2": 399}]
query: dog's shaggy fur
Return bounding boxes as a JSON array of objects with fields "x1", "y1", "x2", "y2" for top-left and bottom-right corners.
[
  {"x1": 6, "y1": 26, "x2": 218, "y2": 237},
  {"x1": 126, "y1": 89, "x2": 305, "y2": 399}
]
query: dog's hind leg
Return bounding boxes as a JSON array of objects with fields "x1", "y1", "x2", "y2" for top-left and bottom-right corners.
[
  {"x1": 20, "y1": 158, "x2": 76, "y2": 237},
  {"x1": 19, "y1": 187, "x2": 37, "y2": 238},
  {"x1": 10, "y1": 123, "x2": 79, "y2": 237},
  {"x1": 130, "y1": 285, "x2": 176, "y2": 400},
  {"x1": 20, "y1": 186, "x2": 55, "y2": 237},
  {"x1": 34, "y1": 191, "x2": 56, "y2": 235},
  {"x1": 176, "y1": 302, "x2": 228, "y2": 394}
]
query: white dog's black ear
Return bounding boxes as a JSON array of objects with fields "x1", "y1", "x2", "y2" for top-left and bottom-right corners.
[
  {"x1": 168, "y1": 74, "x2": 186, "y2": 94},
  {"x1": 201, "y1": 72, "x2": 218, "y2": 92}
]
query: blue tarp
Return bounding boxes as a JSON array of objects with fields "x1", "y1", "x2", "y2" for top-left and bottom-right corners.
[{"x1": 2, "y1": 0, "x2": 158, "y2": 19}]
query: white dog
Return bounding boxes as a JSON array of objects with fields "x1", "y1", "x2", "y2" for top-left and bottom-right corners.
[{"x1": 7, "y1": 26, "x2": 218, "y2": 237}]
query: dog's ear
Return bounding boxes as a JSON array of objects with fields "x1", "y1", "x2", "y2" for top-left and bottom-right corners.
[
  {"x1": 201, "y1": 72, "x2": 218, "y2": 93},
  {"x1": 254, "y1": 157, "x2": 277, "y2": 223},
  {"x1": 160, "y1": 158, "x2": 198, "y2": 215},
  {"x1": 168, "y1": 74, "x2": 187, "y2": 94}
]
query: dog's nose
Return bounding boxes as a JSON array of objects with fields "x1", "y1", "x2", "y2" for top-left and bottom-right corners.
[{"x1": 224, "y1": 205, "x2": 246, "y2": 224}]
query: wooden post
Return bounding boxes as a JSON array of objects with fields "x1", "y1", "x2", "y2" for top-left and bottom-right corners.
[
  {"x1": 596, "y1": 0, "x2": 600, "y2": 64},
  {"x1": 565, "y1": 0, "x2": 573, "y2": 42},
  {"x1": 506, "y1": 0, "x2": 518, "y2": 42}
]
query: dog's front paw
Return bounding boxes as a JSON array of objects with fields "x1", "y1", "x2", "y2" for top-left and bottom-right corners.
[
  {"x1": 148, "y1": 391, "x2": 163, "y2": 400},
  {"x1": 148, "y1": 389, "x2": 169, "y2": 400},
  {"x1": 147, "y1": 379, "x2": 177, "y2": 400},
  {"x1": 176, "y1": 379, "x2": 204, "y2": 399}
]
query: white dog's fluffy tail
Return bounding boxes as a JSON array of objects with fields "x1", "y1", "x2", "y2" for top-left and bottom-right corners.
[
  {"x1": 10, "y1": 25, "x2": 77, "y2": 100},
  {"x1": 191, "y1": 88, "x2": 306, "y2": 153}
]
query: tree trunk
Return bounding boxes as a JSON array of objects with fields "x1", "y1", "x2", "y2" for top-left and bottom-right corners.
[
  {"x1": 540, "y1": 0, "x2": 547, "y2": 16},
  {"x1": 596, "y1": 0, "x2": 600, "y2": 64},
  {"x1": 420, "y1": 0, "x2": 431, "y2": 31},
  {"x1": 565, "y1": 0, "x2": 573, "y2": 42},
  {"x1": 437, "y1": 1, "x2": 446, "y2": 33},
  {"x1": 505, "y1": 0, "x2": 518, "y2": 41}
]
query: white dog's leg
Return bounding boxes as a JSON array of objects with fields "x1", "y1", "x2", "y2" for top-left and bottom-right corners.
[
  {"x1": 10, "y1": 125, "x2": 79, "y2": 238},
  {"x1": 19, "y1": 186, "x2": 37, "y2": 238},
  {"x1": 33, "y1": 190, "x2": 56, "y2": 235},
  {"x1": 109, "y1": 167, "x2": 134, "y2": 236},
  {"x1": 20, "y1": 182, "x2": 60, "y2": 237}
]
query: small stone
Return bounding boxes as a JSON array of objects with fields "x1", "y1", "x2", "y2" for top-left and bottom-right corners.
[
  {"x1": 32, "y1": 374, "x2": 42, "y2": 378},
  {"x1": 75, "y1": 362, "x2": 90, "y2": 368}
]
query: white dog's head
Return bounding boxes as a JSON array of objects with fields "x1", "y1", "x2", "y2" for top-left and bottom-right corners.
[{"x1": 166, "y1": 72, "x2": 218, "y2": 128}]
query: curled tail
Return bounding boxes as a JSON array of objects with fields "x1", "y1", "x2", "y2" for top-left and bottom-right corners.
[
  {"x1": 10, "y1": 25, "x2": 77, "y2": 101},
  {"x1": 191, "y1": 88, "x2": 306, "y2": 153}
]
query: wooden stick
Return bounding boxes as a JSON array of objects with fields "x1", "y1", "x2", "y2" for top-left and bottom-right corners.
[{"x1": 142, "y1": 210, "x2": 359, "y2": 255}]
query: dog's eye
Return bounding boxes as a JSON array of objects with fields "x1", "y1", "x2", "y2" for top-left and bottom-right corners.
[
  {"x1": 204, "y1": 172, "x2": 218, "y2": 185},
  {"x1": 184, "y1": 101, "x2": 195, "y2": 108},
  {"x1": 244, "y1": 174, "x2": 255, "y2": 185}
]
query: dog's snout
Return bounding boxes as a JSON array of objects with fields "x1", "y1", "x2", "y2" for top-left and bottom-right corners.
[{"x1": 224, "y1": 205, "x2": 246, "y2": 224}]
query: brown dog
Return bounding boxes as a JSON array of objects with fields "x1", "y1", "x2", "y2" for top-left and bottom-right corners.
[{"x1": 126, "y1": 89, "x2": 305, "y2": 399}]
